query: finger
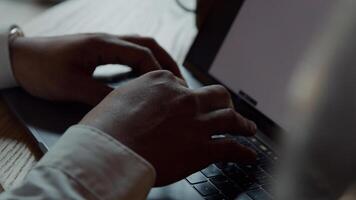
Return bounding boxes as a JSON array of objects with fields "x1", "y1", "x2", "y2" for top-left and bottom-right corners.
[
  {"x1": 85, "y1": 35, "x2": 162, "y2": 74},
  {"x1": 206, "y1": 138, "x2": 257, "y2": 164},
  {"x1": 200, "y1": 108, "x2": 257, "y2": 136},
  {"x1": 194, "y1": 85, "x2": 234, "y2": 112},
  {"x1": 70, "y1": 76, "x2": 113, "y2": 106},
  {"x1": 120, "y1": 36, "x2": 184, "y2": 79},
  {"x1": 176, "y1": 76, "x2": 188, "y2": 87}
]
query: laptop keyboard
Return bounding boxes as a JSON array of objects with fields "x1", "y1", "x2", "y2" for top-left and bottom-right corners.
[{"x1": 186, "y1": 136, "x2": 277, "y2": 200}]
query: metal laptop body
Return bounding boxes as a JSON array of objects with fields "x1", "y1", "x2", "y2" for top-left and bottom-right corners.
[{"x1": 1, "y1": 0, "x2": 336, "y2": 199}]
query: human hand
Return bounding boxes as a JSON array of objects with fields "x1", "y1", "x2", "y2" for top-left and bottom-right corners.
[
  {"x1": 80, "y1": 70, "x2": 257, "y2": 186},
  {"x1": 9, "y1": 34, "x2": 182, "y2": 105}
]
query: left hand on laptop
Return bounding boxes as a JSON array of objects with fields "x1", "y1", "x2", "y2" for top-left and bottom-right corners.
[{"x1": 9, "y1": 33, "x2": 183, "y2": 105}]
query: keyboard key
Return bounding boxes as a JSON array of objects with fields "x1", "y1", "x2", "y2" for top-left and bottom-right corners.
[
  {"x1": 256, "y1": 153, "x2": 270, "y2": 165},
  {"x1": 241, "y1": 182, "x2": 260, "y2": 191},
  {"x1": 255, "y1": 166, "x2": 267, "y2": 175},
  {"x1": 212, "y1": 179, "x2": 235, "y2": 190},
  {"x1": 260, "y1": 164, "x2": 274, "y2": 175},
  {"x1": 221, "y1": 163, "x2": 243, "y2": 175},
  {"x1": 257, "y1": 178, "x2": 271, "y2": 186},
  {"x1": 257, "y1": 176, "x2": 271, "y2": 185},
  {"x1": 261, "y1": 184, "x2": 273, "y2": 195},
  {"x1": 186, "y1": 172, "x2": 207, "y2": 184},
  {"x1": 249, "y1": 137, "x2": 259, "y2": 144},
  {"x1": 214, "y1": 181, "x2": 242, "y2": 199},
  {"x1": 258, "y1": 144, "x2": 269, "y2": 152},
  {"x1": 255, "y1": 170, "x2": 272, "y2": 185},
  {"x1": 230, "y1": 174, "x2": 259, "y2": 191},
  {"x1": 202, "y1": 165, "x2": 223, "y2": 177},
  {"x1": 194, "y1": 182, "x2": 219, "y2": 196},
  {"x1": 272, "y1": 156, "x2": 279, "y2": 161},
  {"x1": 247, "y1": 189, "x2": 272, "y2": 200},
  {"x1": 215, "y1": 162, "x2": 225, "y2": 169},
  {"x1": 236, "y1": 193, "x2": 253, "y2": 200},
  {"x1": 234, "y1": 137, "x2": 248, "y2": 144},
  {"x1": 240, "y1": 164, "x2": 258, "y2": 174},
  {"x1": 265, "y1": 151, "x2": 279, "y2": 162},
  {"x1": 210, "y1": 175, "x2": 229, "y2": 185},
  {"x1": 205, "y1": 194, "x2": 226, "y2": 200},
  {"x1": 228, "y1": 170, "x2": 250, "y2": 183},
  {"x1": 239, "y1": 141, "x2": 251, "y2": 147}
]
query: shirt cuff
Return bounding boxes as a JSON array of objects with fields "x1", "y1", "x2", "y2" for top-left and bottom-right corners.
[
  {"x1": 36, "y1": 124, "x2": 156, "y2": 200},
  {"x1": 0, "y1": 25, "x2": 19, "y2": 89}
]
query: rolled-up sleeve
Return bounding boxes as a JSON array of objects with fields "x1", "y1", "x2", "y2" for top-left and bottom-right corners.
[
  {"x1": 0, "y1": 25, "x2": 18, "y2": 89},
  {"x1": 0, "y1": 125, "x2": 156, "y2": 200}
]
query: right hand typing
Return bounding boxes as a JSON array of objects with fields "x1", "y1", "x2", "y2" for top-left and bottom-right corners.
[{"x1": 80, "y1": 70, "x2": 257, "y2": 186}]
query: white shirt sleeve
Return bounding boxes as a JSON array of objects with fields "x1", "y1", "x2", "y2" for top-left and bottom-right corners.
[
  {"x1": 0, "y1": 125, "x2": 156, "y2": 200},
  {"x1": 0, "y1": 25, "x2": 18, "y2": 89}
]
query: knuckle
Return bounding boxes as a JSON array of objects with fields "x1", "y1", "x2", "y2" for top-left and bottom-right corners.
[
  {"x1": 145, "y1": 70, "x2": 160, "y2": 80},
  {"x1": 213, "y1": 84, "x2": 226, "y2": 91},
  {"x1": 84, "y1": 33, "x2": 113, "y2": 48},
  {"x1": 161, "y1": 70, "x2": 175, "y2": 79},
  {"x1": 185, "y1": 92, "x2": 200, "y2": 114},
  {"x1": 142, "y1": 37, "x2": 158, "y2": 45},
  {"x1": 225, "y1": 108, "x2": 236, "y2": 119},
  {"x1": 136, "y1": 47, "x2": 158, "y2": 69},
  {"x1": 139, "y1": 47, "x2": 154, "y2": 58},
  {"x1": 214, "y1": 85, "x2": 230, "y2": 97},
  {"x1": 171, "y1": 90, "x2": 198, "y2": 114},
  {"x1": 146, "y1": 71, "x2": 177, "y2": 90},
  {"x1": 86, "y1": 34, "x2": 106, "y2": 44},
  {"x1": 152, "y1": 70, "x2": 175, "y2": 80},
  {"x1": 181, "y1": 91, "x2": 198, "y2": 107}
]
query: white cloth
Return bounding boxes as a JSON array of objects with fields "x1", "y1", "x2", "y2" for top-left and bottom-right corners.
[
  {"x1": 0, "y1": 25, "x2": 18, "y2": 88},
  {"x1": 0, "y1": 25, "x2": 156, "y2": 199},
  {"x1": 0, "y1": 125, "x2": 156, "y2": 200}
]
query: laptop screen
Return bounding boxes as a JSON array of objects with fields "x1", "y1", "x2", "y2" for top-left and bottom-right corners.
[{"x1": 208, "y1": 0, "x2": 335, "y2": 128}]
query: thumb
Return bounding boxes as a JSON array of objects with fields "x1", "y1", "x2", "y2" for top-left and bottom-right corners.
[{"x1": 71, "y1": 76, "x2": 113, "y2": 106}]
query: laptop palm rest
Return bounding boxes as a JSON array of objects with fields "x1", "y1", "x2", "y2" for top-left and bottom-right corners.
[{"x1": 2, "y1": 88, "x2": 90, "y2": 152}]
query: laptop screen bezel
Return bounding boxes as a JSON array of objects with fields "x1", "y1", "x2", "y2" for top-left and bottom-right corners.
[{"x1": 184, "y1": 0, "x2": 284, "y2": 141}]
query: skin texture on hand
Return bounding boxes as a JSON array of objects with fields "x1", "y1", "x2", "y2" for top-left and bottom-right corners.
[
  {"x1": 9, "y1": 34, "x2": 183, "y2": 106},
  {"x1": 9, "y1": 33, "x2": 257, "y2": 187},
  {"x1": 80, "y1": 70, "x2": 257, "y2": 186}
]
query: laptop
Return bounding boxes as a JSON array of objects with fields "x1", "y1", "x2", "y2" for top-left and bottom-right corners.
[{"x1": 1, "y1": 0, "x2": 336, "y2": 199}]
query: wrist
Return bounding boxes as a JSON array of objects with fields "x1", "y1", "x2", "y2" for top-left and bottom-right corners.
[
  {"x1": 8, "y1": 25, "x2": 25, "y2": 70},
  {"x1": 8, "y1": 25, "x2": 26, "y2": 84},
  {"x1": 9, "y1": 36, "x2": 25, "y2": 86},
  {"x1": 0, "y1": 25, "x2": 24, "y2": 88},
  {"x1": 79, "y1": 118, "x2": 127, "y2": 145},
  {"x1": 79, "y1": 114, "x2": 146, "y2": 161}
]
